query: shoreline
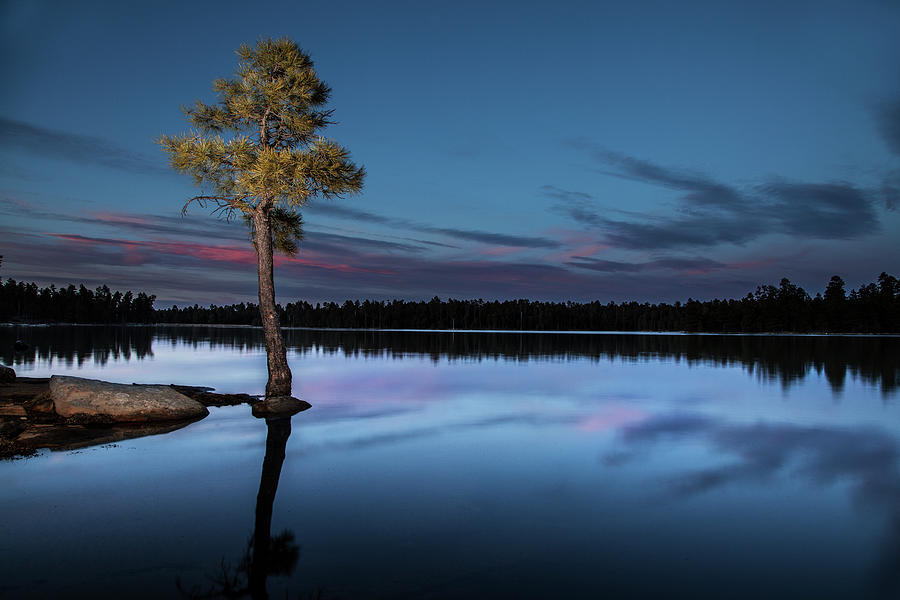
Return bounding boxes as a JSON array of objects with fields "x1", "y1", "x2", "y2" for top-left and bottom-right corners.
[
  {"x1": 0, "y1": 376, "x2": 259, "y2": 459},
  {"x1": 3, "y1": 322, "x2": 899, "y2": 337}
]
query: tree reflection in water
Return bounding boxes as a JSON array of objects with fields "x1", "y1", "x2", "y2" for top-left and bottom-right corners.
[
  {"x1": 178, "y1": 411, "x2": 309, "y2": 600},
  {"x1": 249, "y1": 417, "x2": 298, "y2": 599}
]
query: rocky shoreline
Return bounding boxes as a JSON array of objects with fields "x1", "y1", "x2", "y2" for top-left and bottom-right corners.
[{"x1": 0, "y1": 369, "x2": 264, "y2": 459}]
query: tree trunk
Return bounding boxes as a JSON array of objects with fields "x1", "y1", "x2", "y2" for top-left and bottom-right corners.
[{"x1": 253, "y1": 211, "x2": 292, "y2": 397}]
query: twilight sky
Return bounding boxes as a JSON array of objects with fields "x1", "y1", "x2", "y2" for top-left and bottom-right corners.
[{"x1": 1, "y1": 0, "x2": 899, "y2": 306}]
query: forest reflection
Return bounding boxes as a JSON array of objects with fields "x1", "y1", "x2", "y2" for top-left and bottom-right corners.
[{"x1": 2, "y1": 325, "x2": 897, "y2": 395}]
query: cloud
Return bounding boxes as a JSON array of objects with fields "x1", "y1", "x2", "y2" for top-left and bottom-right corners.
[
  {"x1": 307, "y1": 201, "x2": 561, "y2": 249},
  {"x1": 553, "y1": 141, "x2": 882, "y2": 249},
  {"x1": 760, "y1": 181, "x2": 880, "y2": 238},
  {"x1": 543, "y1": 185, "x2": 605, "y2": 227},
  {"x1": 90, "y1": 211, "x2": 248, "y2": 242},
  {"x1": 46, "y1": 233, "x2": 260, "y2": 266},
  {"x1": 5, "y1": 198, "x2": 888, "y2": 306},
  {"x1": 0, "y1": 223, "x2": 771, "y2": 305},
  {"x1": 567, "y1": 256, "x2": 727, "y2": 274},
  {"x1": 45, "y1": 232, "x2": 397, "y2": 276},
  {"x1": 884, "y1": 170, "x2": 900, "y2": 211},
  {"x1": 603, "y1": 215, "x2": 761, "y2": 250},
  {"x1": 874, "y1": 97, "x2": 900, "y2": 211},
  {"x1": 592, "y1": 148, "x2": 744, "y2": 211},
  {"x1": 876, "y1": 99, "x2": 900, "y2": 157},
  {"x1": 0, "y1": 117, "x2": 168, "y2": 176},
  {"x1": 1, "y1": 224, "x2": 589, "y2": 305},
  {"x1": 90, "y1": 209, "x2": 435, "y2": 255},
  {"x1": 415, "y1": 225, "x2": 560, "y2": 248},
  {"x1": 1, "y1": 198, "x2": 436, "y2": 258},
  {"x1": 305, "y1": 203, "x2": 392, "y2": 225},
  {"x1": 301, "y1": 231, "x2": 427, "y2": 254}
]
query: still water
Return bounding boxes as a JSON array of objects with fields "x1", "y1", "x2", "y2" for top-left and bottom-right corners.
[{"x1": 1, "y1": 325, "x2": 898, "y2": 599}]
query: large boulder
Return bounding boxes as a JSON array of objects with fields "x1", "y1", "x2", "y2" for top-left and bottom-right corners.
[
  {"x1": 50, "y1": 376, "x2": 209, "y2": 423},
  {"x1": 0, "y1": 365, "x2": 15, "y2": 383}
]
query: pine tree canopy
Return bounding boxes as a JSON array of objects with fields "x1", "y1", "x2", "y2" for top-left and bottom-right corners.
[{"x1": 158, "y1": 38, "x2": 365, "y2": 256}]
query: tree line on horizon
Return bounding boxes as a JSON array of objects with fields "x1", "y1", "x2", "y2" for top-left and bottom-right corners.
[
  {"x1": 2, "y1": 273, "x2": 897, "y2": 333},
  {"x1": 158, "y1": 272, "x2": 897, "y2": 333},
  {"x1": 0, "y1": 279, "x2": 156, "y2": 324}
]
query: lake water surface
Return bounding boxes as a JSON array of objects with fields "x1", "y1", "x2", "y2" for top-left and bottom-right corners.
[{"x1": 1, "y1": 325, "x2": 898, "y2": 599}]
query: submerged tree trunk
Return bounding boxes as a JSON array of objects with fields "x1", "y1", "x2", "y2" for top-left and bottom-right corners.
[{"x1": 253, "y1": 211, "x2": 293, "y2": 397}]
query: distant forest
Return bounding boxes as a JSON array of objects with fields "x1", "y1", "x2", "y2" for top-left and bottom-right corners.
[
  {"x1": 1, "y1": 273, "x2": 898, "y2": 333},
  {"x1": 1, "y1": 280, "x2": 156, "y2": 324}
]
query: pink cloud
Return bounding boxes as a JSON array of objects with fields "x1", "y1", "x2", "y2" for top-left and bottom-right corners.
[
  {"x1": 46, "y1": 232, "x2": 397, "y2": 275},
  {"x1": 277, "y1": 253, "x2": 398, "y2": 275},
  {"x1": 539, "y1": 228, "x2": 612, "y2": 263},
  {"x1": 0, "y1": 195, "x2": 31, "y2": 211},
  {"x1": 480, "y1": 246, "x2": 524, "y2": 257},
  {"x1": 91, "y1": 212, "x2": 152, "y2": 226}
]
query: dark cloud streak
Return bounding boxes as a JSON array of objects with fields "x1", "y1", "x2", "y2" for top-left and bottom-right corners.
[
  {"x1": 552, "y1": 141, "x2": 882, "y2": 249},
  {"x1": 876, "y1": 99, "x2": 900, "y2": 157},
  {"x1": 568, "y1": 256, "x2": 727, "y2": 273},
  {"x1": 0, "y1": 117, "x2": 169, "y2": 176},
  {"x1": 307, "y1": 201, "x2": 560, "y2": 249}
]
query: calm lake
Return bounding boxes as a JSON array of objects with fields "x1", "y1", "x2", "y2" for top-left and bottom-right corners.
[{"x1": 1, "y1": 325, "x2": 899, "y2": 599}]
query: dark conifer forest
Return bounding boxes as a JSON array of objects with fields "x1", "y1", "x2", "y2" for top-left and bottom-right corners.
[
  {"x1": 1, "y1": 273, "x2": 898, "y2": 333},
  {"x1": 0, "y1": 280, "x2": 156, "y2": 324}
]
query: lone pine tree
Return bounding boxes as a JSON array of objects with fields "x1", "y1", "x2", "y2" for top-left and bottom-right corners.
[{"x1": 159, "y1": 38, "x2": 364, "y2": 397}]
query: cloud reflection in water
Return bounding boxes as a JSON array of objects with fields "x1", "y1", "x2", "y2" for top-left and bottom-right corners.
[{"x1": 611, "y1": 412, "x2": 900, "y2": 595}]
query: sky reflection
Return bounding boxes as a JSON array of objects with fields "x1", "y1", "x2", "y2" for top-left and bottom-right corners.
[
  {"x1": 1, "y1": 327, "x2": 899, "y2": 597},
  {"x1": 613, "y1": 412, "x2": 900, "y2": 595}
]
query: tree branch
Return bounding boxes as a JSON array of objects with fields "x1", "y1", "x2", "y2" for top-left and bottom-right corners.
[{"x1": 182, "y1": 195, "x2": 251, "y2": 220}]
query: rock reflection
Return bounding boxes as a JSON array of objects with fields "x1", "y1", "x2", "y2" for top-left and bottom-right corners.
[{"x1": 179, "y1": 405, "x2": 309, "y2": 599}]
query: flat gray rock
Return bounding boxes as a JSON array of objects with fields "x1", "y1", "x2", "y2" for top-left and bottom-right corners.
[{"x1": 50, "y1": 376, "x2": 209, "y2": 423}]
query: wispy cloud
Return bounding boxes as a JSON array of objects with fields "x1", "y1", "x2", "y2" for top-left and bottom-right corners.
[
  {"x1": 307, "y1": 202, "x2": 561, "y2": 249},
  {"x1": 302, "y1": 231, "x2": 428, "y2": 254},
  {"x1": 567, "y1": 256, "x2": 727, "y2": 274},
  {"x1": 1, "y1": 224, "x2": 602, "y2": 305},
  {"x1": 758, "y1": 181, "x2": 879, "y2": 238},
  {"x1": 1, "y1": 197, "x2": 436, "y2": 258},
  {"x1": 45, "y1": 233, "x2": 397, "y2": 275},
  {"x1": 553, "y1": 141, "x2": 882, "y2": 249},
  {"x1": 875, "y1": 97, "x2": 900, "y2": 211},
  {"x1": 416, "y1": 225, "x2": 559, "y2": 248},
  {"x1": 876, "y1": 99, "x2": 900, "y2": 157},
  {"x1": 0, "y1": 220, "x2": 846, "y2": 305},
  {"x1": 0, "y1": 117, "x2": 168, "y2": 176}
]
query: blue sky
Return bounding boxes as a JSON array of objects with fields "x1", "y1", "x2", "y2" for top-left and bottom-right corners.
[{"x1": 1, "y1": 0, "x2": 898, "y2": 306}]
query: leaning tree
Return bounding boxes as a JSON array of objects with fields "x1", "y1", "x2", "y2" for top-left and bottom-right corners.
[{"x1": 159, "y1": 38, "x2": 365, "y2": 397}]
